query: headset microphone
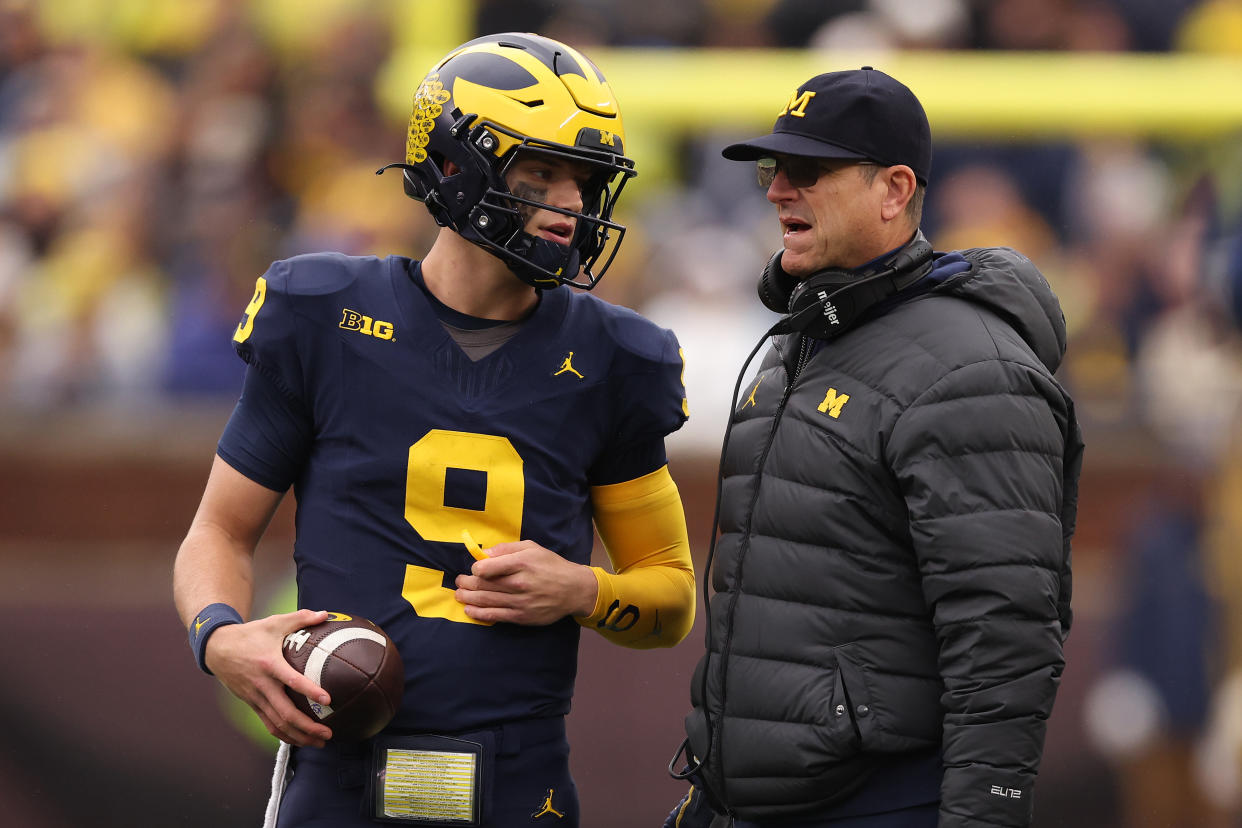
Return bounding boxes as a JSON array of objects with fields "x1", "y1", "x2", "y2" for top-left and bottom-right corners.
[{"x1": 769, "y1": 300, "x2": 824, "y2": 336}]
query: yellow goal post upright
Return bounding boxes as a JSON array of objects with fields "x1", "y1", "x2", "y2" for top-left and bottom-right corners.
[{"x1": 376, "y1": 16, "x2": 1242, "y2": 194}]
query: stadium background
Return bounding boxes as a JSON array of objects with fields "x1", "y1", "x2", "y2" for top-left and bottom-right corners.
[{"x1": 3, "y1": 0, "x2": 1242, "y2": 825}]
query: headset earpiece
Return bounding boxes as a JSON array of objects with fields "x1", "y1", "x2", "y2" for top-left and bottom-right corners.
[
  {"x1": 757, "y1": 250, "x2": 802, "y2": 314},
  {"x1": 784, "y1": 267, "x2": 872, "y2": 337}
]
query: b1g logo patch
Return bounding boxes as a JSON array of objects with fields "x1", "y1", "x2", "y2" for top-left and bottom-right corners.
[{"x1": 340, "y1": 309, "x2": 394, "y2": 341}]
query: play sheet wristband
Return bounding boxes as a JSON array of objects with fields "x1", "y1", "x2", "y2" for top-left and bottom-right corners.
[{"x1": 370, "y1": 734, "x2": 483, "y2": 824}]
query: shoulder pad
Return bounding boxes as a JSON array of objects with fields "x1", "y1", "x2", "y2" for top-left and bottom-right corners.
[
  {"x1": 230, "y1": 254, "x2": 387, "y2": 401},
  {"x1": 583, "y1": 294, "x2": 677, "y2": 365},
  {"x1": 271, "y1": 252, "x2": 376, "y2": 297}
]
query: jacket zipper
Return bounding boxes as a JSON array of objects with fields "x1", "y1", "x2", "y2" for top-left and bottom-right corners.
[{"x1": 713, "y1": 334, "x2": 810, "y2": 807}]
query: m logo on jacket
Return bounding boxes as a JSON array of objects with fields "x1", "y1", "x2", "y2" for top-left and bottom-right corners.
[{"x1": 817, "y1": 387, "x2": 850, "y2": 419}]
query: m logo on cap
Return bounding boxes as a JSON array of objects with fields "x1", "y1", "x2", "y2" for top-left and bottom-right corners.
[{"x1": 779, "y1": 90, "x2": 815, "y2": 118}]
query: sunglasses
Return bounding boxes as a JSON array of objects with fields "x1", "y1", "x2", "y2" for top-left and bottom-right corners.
[{"x1": 755, "y1": 156, "x2": 879, "y2": 189}]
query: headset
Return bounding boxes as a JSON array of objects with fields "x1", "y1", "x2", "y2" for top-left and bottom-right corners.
[
  {"x1": 668, "y1": 230, "x2": 935, "y2": 795},
  {"x1": 759, "y1": 230, "x2": 934, "y2": 339}
]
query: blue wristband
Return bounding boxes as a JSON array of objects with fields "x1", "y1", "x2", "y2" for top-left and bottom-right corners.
[{"x1": 189, "y1": 603, "x2": 243, "y2": 675}]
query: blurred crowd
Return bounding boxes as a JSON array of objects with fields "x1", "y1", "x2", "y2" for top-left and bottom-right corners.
[
  {"x1": 2, "y1": 0, "x2": 1240, "y2": 416},
  {"x1": 4, "y1": 0, "x2": 1242, "y2": 824}
]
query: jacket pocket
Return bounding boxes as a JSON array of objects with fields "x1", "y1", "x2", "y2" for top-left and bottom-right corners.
[
  {"x1": 821, "y1": 655, "x2": 863, "y2": 757},
  {"x1": 799, "y1": 650, "x2": 862, "y2": 768},
  {"x1": 832, "y1": 646, "x2": 874, "y2": 748}
]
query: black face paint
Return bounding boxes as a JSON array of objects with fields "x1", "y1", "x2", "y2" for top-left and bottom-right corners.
[{"x1": 508, "y1": 182, "x2": 546, "y2": 227}]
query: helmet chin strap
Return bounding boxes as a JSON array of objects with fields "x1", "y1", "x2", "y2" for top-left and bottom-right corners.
[{"x1": 501, "y1": 231, "x2": 581, "y2": 289}]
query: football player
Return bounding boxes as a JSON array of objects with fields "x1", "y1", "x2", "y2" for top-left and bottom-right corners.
[{"x1": 173, "y1": 33, "x2": 694, "y2": 828}]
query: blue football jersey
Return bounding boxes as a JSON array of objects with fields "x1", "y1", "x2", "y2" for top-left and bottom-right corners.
[{"x1": 219, "y1": 253, "x2": 687, "y2": 733}]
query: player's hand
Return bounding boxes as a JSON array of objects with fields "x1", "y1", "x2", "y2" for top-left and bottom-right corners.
[
  {"x1": 205, "y1": 608, "x2": 334, "y2": 747},
  {"x1": 454, "y1": 540, "x2": 598, "y2": 625}
]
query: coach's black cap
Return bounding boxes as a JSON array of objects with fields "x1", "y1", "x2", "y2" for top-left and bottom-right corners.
[{"x1": 722, "y1": 67, "x2": 932, "y2": 185}]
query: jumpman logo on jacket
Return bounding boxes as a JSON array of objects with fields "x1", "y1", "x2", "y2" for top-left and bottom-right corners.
[
  {"x1": 742, "y1": 376, "x2": 763, "y2": 408},
  {"x1": 531, "y1": 788, "x2": 565, "y2": 819},
  {"x1": 553, "y1": 351, "x2": 584, "y2": 379}
]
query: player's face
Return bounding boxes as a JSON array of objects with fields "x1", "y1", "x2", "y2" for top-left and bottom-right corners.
[
  {"x1": 763, "y1": 155, "x2": 886, "y2": 277},
  {"x1": 504, "y1": 152, "x2": 594, "y2": 246}
]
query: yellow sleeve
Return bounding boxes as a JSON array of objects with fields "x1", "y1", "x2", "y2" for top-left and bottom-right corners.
[{"x1": 578, "y1": 465, "x2": 695, "y2": 648}]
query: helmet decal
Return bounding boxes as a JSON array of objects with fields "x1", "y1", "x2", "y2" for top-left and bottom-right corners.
[{"x1": 406, "y1": 74, "x2": 451, "y2": 165}]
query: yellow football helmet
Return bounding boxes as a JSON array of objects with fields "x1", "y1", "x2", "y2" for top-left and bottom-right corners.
[{"x1": 379, "y1": 33, "x2": 637, "y2": 290}]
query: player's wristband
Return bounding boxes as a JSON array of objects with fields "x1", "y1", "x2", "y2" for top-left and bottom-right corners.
[{"x1": 189, "y1": 603, "x2": 243, "y2": 675}]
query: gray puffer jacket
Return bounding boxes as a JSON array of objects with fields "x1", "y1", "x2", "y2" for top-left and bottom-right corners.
[{"x1": 684, "y1": 247, "x2": 1084, "y2": 827}]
